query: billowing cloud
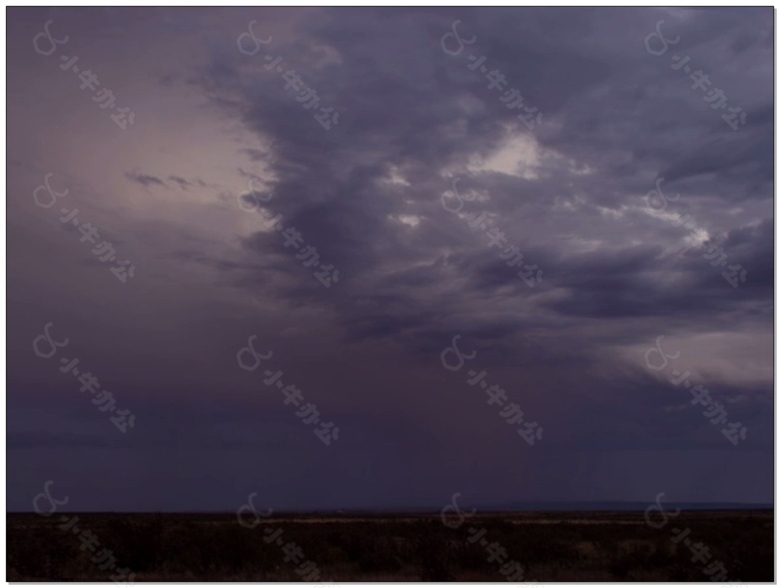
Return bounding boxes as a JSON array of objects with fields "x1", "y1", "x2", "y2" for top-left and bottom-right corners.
[{"x1": 8, "y1": 6, "x2": 772, "y2": 511}]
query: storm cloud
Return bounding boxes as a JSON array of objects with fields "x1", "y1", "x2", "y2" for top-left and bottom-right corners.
[{"x1": 7, "y1": 7, "x2": 773, "y2": 511}]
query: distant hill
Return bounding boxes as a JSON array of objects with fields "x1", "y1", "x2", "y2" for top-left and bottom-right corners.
[
  {"x1": 316, "y1": 501, "x2": 774, "y2": 514},
  {"x1": 489, "y1": 501, "x2": 774, "y2": 511}
]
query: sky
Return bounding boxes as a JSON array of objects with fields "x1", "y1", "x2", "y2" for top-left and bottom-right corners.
[{"x1": 7, "y1": 7, "x2": 774, "y2": 512}]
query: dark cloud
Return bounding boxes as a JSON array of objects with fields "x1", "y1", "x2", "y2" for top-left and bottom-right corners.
[
  {"x1": 168, "y1": 175, "x2": 192, "y2": 189},
  {"x1": 124, "y1": 170, "x2": 167, "y2": 188},
  {"x1": 7, "y1": 7, "x2": 773, "y2": 511}
]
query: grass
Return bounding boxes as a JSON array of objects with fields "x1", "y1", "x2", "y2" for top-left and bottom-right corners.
[{"x1": 7, "y1": 509, "x2": 773, "y2": 581}]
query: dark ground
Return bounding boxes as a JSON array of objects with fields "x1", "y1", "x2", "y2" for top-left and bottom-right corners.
[{"x1": 7, "y1": 510, "x2": 773, "y2": 581}]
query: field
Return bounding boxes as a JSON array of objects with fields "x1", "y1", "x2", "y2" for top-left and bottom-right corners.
[{"x1": 7, "y1": 510, "x2": 773, "y2": 582}]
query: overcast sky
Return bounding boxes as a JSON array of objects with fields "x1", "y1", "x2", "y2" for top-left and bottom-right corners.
[{"x1": 8, "y1": 7, "x2": 773, "y2": 511}]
